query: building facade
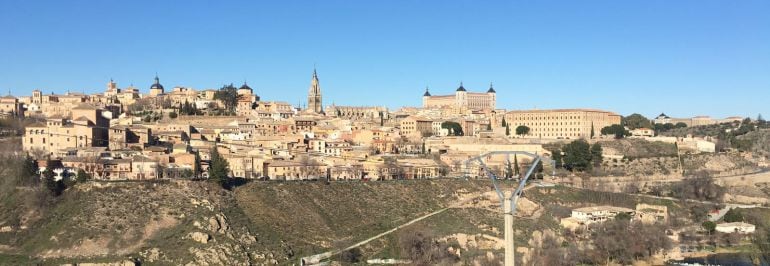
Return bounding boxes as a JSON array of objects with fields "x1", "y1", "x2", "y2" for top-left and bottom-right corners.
[
  {"x1": 422, "y1": 83, "x2": 496, "y2": 111},
  {"x1": 504, "y1": 109, "x2": 621, "y2": 139},
  {"x1": 307, "y1": 69, "x2": 323, "y2": 113}
]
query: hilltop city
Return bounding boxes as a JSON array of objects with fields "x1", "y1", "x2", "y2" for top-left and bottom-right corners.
[
  {"x1": 0, "y1": 70, "x2": 769, "y2": 265},
  {"x1": 0, "y1": 69, "x2": 747, "y2": 181}
]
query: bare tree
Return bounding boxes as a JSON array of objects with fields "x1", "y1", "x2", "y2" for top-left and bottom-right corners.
[{"x1": 398, "y1": 226, "x2": 458, "y2": 266}]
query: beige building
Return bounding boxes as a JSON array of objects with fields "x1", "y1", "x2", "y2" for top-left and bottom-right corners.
[
  {"x1": 422, "y1": 83, "x2": 496, "y2": 111},
  {"x1": 0, "y1": 95, "x2": 24, "y2": 117},
  {"x1": 263, "y1": 159, "x2": 327, "y2": 180},
  {"x1": 399, "y1": 116, "x2": 433, "y2": 137},
  {"x1": 326, "y1": 105, "x2": 388, "y2": 120},
  {"x1": 24, "y1": 104, "x2": 110, "y2": 157},
  {"x1": 653, "y1": 113, "x2": 744, "y2": 127},
  {"x1": 635, "y1": 203, "x2": 668, "y2": 224},
  {"x1": 560, "y1": 205, "x2": 634, "y2": 230},
  {"x1": 504, "y1": 109, "x2": 621, "y2": 139}
]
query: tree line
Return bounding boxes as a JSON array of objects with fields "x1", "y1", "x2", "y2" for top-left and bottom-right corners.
[{"x1": 551, "y1": 139, "x2": 603, "y2": 172}]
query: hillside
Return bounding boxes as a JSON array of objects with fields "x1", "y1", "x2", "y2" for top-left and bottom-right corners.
[
  {"x1": 0, "y1": 178, "x2": 696, "y2": 265},
  {"x1": 233, "y1": 180, "x2": 495, "y2": 259},
  {"x1": 0, "y1": 179, "x2": 504, "y2": 265},
  {"x1": 0, "y1": 180, "x2": 272, "y2": 265}
]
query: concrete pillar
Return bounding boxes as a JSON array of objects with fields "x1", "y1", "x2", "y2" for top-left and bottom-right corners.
[{"x1": 504, "y1": 196, "x2": 514, "y2": 266}]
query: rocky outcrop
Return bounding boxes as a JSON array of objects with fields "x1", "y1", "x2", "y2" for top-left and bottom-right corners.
[
  {"x1": 189, "y1": 232, "x2": 211, "y2": 244},
  {"x1": 208, "y1": 213, "x2": 229, "y2": 234},
  {"x1": 186, "y1": 244, "x2": 250, "y2": 266},
  {"x1": 76, "y1": 261, "x2": 137, "y2": 266}
]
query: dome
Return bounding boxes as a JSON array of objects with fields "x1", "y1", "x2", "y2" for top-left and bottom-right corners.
[
  {"x1": 150, "y1": 76, "x2": 164, "y2": 91},
  {"x1": 456, "y1": 82, "x2": 467, "y2": 92}
]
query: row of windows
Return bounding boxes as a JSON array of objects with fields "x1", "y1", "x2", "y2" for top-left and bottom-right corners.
[{"x1": 519, "y1": 122, "x2": 583, "y2": 126}]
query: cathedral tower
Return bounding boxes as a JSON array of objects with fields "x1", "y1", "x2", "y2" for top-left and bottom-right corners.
[{"x1": 307, "y1": 68, "x2": 323, "y2": 113}]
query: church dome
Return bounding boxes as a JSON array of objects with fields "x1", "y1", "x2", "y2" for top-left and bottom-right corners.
[{"x1": 150, "y1": 75, "x2": 164, "y2": 91}]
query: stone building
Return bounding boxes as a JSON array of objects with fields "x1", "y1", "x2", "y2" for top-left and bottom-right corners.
[
  {"x1": 307, "y1": 69, "x2": 323, "y2": 113},
  {"x1": 326, "y1": 105, "x2": 388, "y2": 121},
  {"x1": 263, "y1": 159, "x2": 327, "y2": 180},
  {"x1": 23, "y1": 104, "x2": 110, "y2": 157},
  {"x1": 149, "y1": 75, "x2": 165, "y2": 97},
  {"x1": 0, "y1": 95, "x2": 24, "y2": 117},
  {"x1": 504, "y1": 108, "x2": 621, "y2": 139},
  {"x1": 422, "y1": 82, "x2": 496, "y2": 111},
  {"x1": 653, "y1": 113, "x2": 744, "y2": 127},
  {"x1": 399, "y1": 116, "x2": 433, "y2": 137}
]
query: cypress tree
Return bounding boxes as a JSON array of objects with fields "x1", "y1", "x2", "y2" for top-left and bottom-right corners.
[{"x1": 208, "y1": 147, "x2": 231, "y2": 189}]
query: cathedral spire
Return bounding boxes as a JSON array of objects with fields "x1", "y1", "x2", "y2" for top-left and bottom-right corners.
[{"x1": 307, "y1": 68, "x2": 323, "y2": 113}]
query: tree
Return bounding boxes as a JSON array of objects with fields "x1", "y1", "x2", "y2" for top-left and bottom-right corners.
[
  {"x1": 615, "y1": 212, "x2": 632, "y2": 221},
  {"x1": 208, "y1": 147, "x2": 231, "y2": 189},
  {"x1": 671, "y1": 172, "x2": 726, "y2": 201},
  {"x1": 75, "y1": 169, "x2": 91, "y2": 183},
  {"x1": 590, "y1": 143, "x2": 603, "y2": 167},
  {"x1": 440, "y1": 121, "x2": 463, "y2": 136},
  {"x1": 42, "y1": 162, "x2": 64, "y2": 196},
  {"x1": 168, "y1": 111, "x2": 178, "y2": 119},
  {"x1": 601, "y1": 124, "x2": 628, "y2": 139},
  {"x1": 590, "y1": 122, "x2": 595, "y2": 139},
  {"x1": 21, "y1": 156, "x2": 39, "y2": 186},
  {"x1": 562, "y1": 140, "x2": 592, "y2": 172},
  {"x1": 505, "y1": 125, "x2": 510, "y2": 136},
  {"x1": 622, "y1": 113, "x2": 652, "y2": 130},
  {"x1": 398, "y1": 226, "x2": 459, "y2": 266},
  {"x1": 550, "y1": 149, "x2": 563, "y2": 169},
  {"x1": 501, "y1": 117, "x2": 507, "y2": 127},
  {"x1": 194, "y1": 151, "x2": 202, "y2": 179},
  {"x1": 723, "y1": 208, "x2": 744, "y2": 222},
  {"x1": 702, "y1": 221, "x2": 716, "y2": 234},
  {"x1": 590, "y1": 219, "x2": 672, "y2": 264},
  {"x1": 675, "y1": 122, "x2": 688, "y2": 128},
  {"x1": 515, "y1": 125, "x2": 530, "y2": 136},
  {"x1": 214, "y1": 84, "x2": 238, "y2": 113},
  {"x1": 181, "y1": 169, "x2": 194, "y2": 179},
  {"x1": 504, "y1": 159, "x2": 513, "y2": 179},
  {"x1": 513, "y1": 154, "x2": 520, "y2": 177},
  {"x1": 337, "y1": 248, "x2": 362, "y2": 263}
]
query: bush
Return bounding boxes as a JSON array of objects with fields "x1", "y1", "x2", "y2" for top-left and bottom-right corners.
[
  {"x1": 723, "y1": 208, "x2": 744, "y2": 223},
  {"x1": 670, "y1": 172, "x2": 725, "y2": 202},
  {"x1": 702, "y1": 221, "x2": 716, "y2": 234},
  {"x1": 337, "y1": 248, "x2": 362, "y2": 263},
  {"x1": 398, "y1": 226, "x2": 459, "y2": 266}
]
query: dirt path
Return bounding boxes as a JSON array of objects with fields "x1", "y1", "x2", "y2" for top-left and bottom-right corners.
[{"x1": 300, "y1": 185, "x2": 532, "y2": 264}]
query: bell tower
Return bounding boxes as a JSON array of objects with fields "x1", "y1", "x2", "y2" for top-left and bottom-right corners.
[{"x1": 307, "y1": 68, "x2": 323, "y2": 113}]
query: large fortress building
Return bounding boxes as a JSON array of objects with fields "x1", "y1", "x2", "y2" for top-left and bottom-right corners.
[
  {"x1": 422, "y1": 82, "x2": 496, "y2": 111},
  {"x1": 504, "y1": 109, "x2": 622, "y2": 139}
]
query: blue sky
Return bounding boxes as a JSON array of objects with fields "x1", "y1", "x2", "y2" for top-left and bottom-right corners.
[{"x1": 1, "y1": 1, "x2": 768, "y2": 118}]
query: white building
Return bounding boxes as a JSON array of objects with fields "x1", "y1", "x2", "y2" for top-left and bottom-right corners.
[
  {"x1": 560, "y1": 205, "x2": 635, "y2": 230},
  {"x1": 716, "y1": 222, "x2": 756, "y2": 234}
]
